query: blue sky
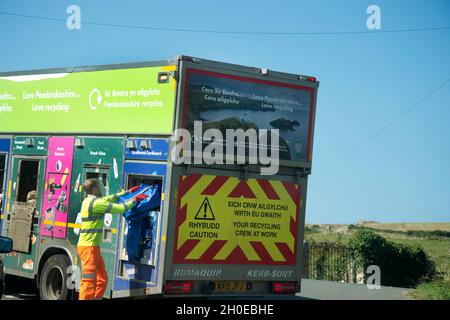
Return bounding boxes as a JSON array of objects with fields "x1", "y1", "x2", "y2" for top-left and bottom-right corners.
[{"x1": 1, "y1": 0, "x2": 449, "y2": 223}]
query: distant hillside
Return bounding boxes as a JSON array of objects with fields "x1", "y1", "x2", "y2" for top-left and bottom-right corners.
[
  {"x1": 306, "y1": 222, "x2": 450, "y2": 233},
  {"x1": 356, "y1": 222, "x2": 450, "y2": 232}
]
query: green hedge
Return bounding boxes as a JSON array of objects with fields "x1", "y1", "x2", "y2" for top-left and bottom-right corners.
[
  {"x1": 348, "y1": 224, "x2": 450, "y2": 239},
  {"x1": 348, "y1": 229, "x2": 435, "y2": 287}
]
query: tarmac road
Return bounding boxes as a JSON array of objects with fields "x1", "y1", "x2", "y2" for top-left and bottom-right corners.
[
  {"x1": 1, "y1": 275, "x2": 38, "y2": 300},
  {"x1": 297, "y1": 279, "x2": 413, "y2": 300},
  {"x1": 1, "y1": 276, "x2": 413, "y2": 300}
]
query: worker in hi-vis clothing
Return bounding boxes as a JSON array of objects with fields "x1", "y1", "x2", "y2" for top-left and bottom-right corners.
[{"x1": 77, "y1": 178, "x2": 147, "y2": 300}]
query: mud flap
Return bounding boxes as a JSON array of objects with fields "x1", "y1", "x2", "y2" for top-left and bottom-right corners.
[{"x1": 9, "y1": 201, "x2": 35, "y2": 253}]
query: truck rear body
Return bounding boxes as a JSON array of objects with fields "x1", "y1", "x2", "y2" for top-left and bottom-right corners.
[{"x1": 163, "y1": 57, "x2": 318, "y2": 296}]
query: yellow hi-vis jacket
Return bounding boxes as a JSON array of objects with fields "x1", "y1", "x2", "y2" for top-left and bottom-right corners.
[{"x1": 77, "y1": 192, "x2": 136, "y2": 247}]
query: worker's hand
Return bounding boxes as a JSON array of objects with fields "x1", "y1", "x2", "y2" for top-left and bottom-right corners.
[
  {"x1": 128, "y1": 186, "x2": 140, "y2": 194},
  {"x1": 133, "y1": 194, "x2": 148, "y2": 203}
]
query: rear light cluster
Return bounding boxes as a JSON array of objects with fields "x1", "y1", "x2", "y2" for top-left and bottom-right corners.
[
  {"x1": 298, "y1": 75, "x2": 317, "y2": 82},
  {"x1": 165, "y1": 280, "x2": 298, "y2": 294},
  {"x1": 165, "y1": 281, "x2": 193, "y2": 294},
  {"x1": 271, "y1": 281, "x2": 297, "y2": 294}
]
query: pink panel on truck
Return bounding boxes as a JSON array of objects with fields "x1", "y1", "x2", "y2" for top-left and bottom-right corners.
[{"x1": 39, "y1": 137, "x2": 74, "y2": 239}]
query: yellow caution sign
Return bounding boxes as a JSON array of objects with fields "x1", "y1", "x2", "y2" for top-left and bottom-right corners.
[{"x1": 173, "y1": 174, "x2": 300, "y2": 265}]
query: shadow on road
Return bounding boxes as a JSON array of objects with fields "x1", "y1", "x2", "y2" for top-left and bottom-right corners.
[{"x1": 3, "y1": 275, "x2": 39, "y2": 300}]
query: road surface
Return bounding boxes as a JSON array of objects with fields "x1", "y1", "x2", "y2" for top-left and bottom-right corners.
[
  {"x1": 2, "y1": 275, "x2": 38, "y2": 300},
  {"x1": 297, "y1": 279, "x2": 412, "y2": 300},
  {"x1": 1, "y1": 276, "x2": 413, "y2": 300}
]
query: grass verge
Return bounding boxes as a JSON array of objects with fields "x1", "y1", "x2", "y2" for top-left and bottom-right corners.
[{"x1": 411, "y1": 280, "x2": 450, "y2": 300}]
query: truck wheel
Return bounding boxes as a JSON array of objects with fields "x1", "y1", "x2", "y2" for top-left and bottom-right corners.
[{"x1": 39, "y1": 254, "x2": 71, "y2": 300}]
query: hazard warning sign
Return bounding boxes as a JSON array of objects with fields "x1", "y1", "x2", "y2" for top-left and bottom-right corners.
[
  {"x1": 173, "y1": 174, "x2": 300, "y2": 265},
  {"x1": 195, "y1": 197, "x2": 215, "y2": 220}
]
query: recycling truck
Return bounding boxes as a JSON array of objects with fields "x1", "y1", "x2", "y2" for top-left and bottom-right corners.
[{"x1": 0, "y1": 56, "x2": 319, "y2": 299}]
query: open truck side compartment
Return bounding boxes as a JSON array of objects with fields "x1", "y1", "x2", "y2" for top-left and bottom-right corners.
[{"x1": 0, "y1": 56, "x2": 318, "y2": 299}]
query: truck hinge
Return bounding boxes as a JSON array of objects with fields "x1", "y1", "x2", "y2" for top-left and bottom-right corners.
[
  {"x1": 239, "y1": 164, "x2": 248, "y2": 181},
  {"x1": 183, "y1": 164, "x2": 191, "y2": 176},
  {"x1": 172, "y1": 70, "x2": 179, "y2": 81},
  {"x1": 181, "y1": 56, "x2": 202, "y2": 64},
  {"x1": 298, "y1": 167, "x2": 310, "y2": 180}
]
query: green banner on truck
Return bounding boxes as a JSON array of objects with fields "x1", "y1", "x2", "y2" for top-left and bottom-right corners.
[{"x1": 0, "y1": 66, "x2": 176, "y2": 134}]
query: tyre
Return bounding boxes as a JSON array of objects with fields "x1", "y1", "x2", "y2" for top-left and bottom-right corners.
[{"x1": 39, "y1": 254, "x2": 72, "y2": 300}]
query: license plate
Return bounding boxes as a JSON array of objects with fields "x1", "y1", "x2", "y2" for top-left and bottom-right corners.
[{"x1": 214, "y1": 281, "x2": 247, "y2": 292}]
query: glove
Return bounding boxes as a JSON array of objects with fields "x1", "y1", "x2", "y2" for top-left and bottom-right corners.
[
  {"x1": 133, "y1": 194, "x2": 148, "y2": 203},
  {"x1": 128, "y1": 186, "x2": 140, "y2": 194}
]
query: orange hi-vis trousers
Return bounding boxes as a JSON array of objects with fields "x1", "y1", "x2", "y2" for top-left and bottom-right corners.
[{"x1": 77, "y1": 246, "x2": 108, "y2": 300}]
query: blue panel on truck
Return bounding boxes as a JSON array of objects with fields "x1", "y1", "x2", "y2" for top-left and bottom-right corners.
[
  {"x1": 113, "y1": 161, "x2": 166, "y2": 294},
  {"x1": 0, "y1": 139, "x2": 10, "y2": 152},
  {"x1": 0, "y1": 138, "x2": 11, "y2": 232},
  {"x1": 124, "y1": 138, "x2": 169, "y2": 161}
]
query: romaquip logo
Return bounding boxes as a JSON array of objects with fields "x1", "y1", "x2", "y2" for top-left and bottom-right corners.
[{"x1": 88, "y1": 88, "x2": 102, "y2": 110}]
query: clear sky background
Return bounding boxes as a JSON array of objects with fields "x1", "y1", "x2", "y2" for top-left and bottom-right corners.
[{"x1": 0, "y1": 0, "x2": 449, "y2": 224}]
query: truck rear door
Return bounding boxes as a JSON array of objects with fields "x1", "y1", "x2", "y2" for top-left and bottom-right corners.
[{"x1": 166, "y1": 168, "x2": 304, "y2": 295}]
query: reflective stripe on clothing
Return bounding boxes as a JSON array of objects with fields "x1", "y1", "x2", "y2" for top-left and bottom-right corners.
[
  {"x1": 77, "y1": 246, "x2": 108, "y2": 300},
  {"x1": 77, "y1": 192, "x2": 135, "y2": 247},
  {"x1": 78, "y1": 195, "x2": 105, "y2": 247},
  {"x1": 105, "y1": 203, "x2": 113, "y2": 214},
  {"x1": 79, "y1": 229, "x2": 104, "y2": 234},
  {"x1": 81, "y1": 198, "x2": 103, "y2": 222},
  {"x1": 81, "y1": 216, "x2": 103, "y2": 222},
  {"x1": 88, "y1": 198, "x2": 96, "y2": 217}
]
